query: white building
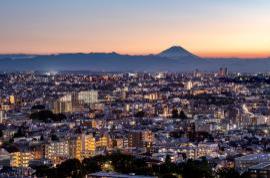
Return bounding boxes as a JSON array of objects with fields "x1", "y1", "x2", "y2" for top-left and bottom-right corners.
[
  {"x1": 185, "y1": 81, "x2": 193, "y2": 90},
  {"x1": 78, "y1": 90, "x2": 98, "y2": 104},
  {"x1": 45, "y1": 141, "x2": 70, "y2": 160}
]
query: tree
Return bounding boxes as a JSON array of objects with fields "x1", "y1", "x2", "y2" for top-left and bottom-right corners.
[
  {"x1": 0, "y1": 129, "x2": 3, "y2": 138},
  {"x1": 31, "y1": 105, "x2": 45, "y2": 111},
  {"x1": 13, "y1": 127, "x2": 26, "y2": 138},
  {"x1": 55, "y1": 113, "x2": 66, "y2": 121},
  {"x1": 189, "y1": 131, "x2": 214, "y2": 142},
  {"x1": 165, "y1": 155, "x2": 172, "y2": 164},
  {"x1": 34, "y1": 165, "x2": 50, "y2": 177},
  {"x1": 82, "y1": 158, "x2": 101, "y2": 175},
  {"x1": 181, "y1": 159, "x2": 214, "y2": 178},
  {"x1": 217, "y1": 168, "x2": 241, "y2": 178},
  {"x1": 51, "y1": 134, "x2": 59, "y2": 141},
  {"x1": 172, "y1": 109, "x2": 179, "y2": 118},
  {"x1": 240, "y1": 172, "x2": 251, "y2": 178},
  {"x1": 30, "y1": 110, "x2": 54, "y2": 122},
  {"x1": 2, "y1": 142, "x2": 19, "y2": 153},
  {"x1": 179, "y1": 110, "x2": 188, "y2": 120},
  {"x1": 40, "y1": 135, "x2": 44, "y2": 141},
  {"x1": 161, "y1": 174, "x2": 178, "y2": 178},
  {"x1": 57, "y1": 159, "x2": 82, "y2": 178},
  {"x1": 135, "y1": 110, "x2": 145, "y2": 118},
  {"x1": 30, "y1": 110, "x2": 66, "y2": 122}
]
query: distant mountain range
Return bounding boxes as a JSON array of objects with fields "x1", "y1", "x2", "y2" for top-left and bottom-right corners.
[{"x1": 0, "y1": 46, "x2": 269, "y2": 72}]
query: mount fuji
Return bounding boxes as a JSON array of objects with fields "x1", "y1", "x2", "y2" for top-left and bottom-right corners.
[{"x1": 159, "y1": 46, "x2": 199, "y2": 59}]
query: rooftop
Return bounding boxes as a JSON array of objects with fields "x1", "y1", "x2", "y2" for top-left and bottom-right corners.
[{"x1": 235, "y1": 153, "x2": 270, "y2": 162}]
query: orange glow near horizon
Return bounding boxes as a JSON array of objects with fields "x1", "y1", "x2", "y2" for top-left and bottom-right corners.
[
  {"x1": 1, "y1": 0, "x2": 270, "y2": 58},
  {"x1": 200, "y1": 53, "x2": 270, "y2": 58},
  {"x1": 197, "y1": 51, "x2": 270, "y2": 58},
  {"x1": 1, "y1": 48, "x2": 270, "y2": 59}
]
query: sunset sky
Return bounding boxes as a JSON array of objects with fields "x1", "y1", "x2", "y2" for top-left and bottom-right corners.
[{"x1": 0, "y1": 0, "x2": 270, "y2": 58}]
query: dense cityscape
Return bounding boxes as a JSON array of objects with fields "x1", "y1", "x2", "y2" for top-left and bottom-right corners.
[
  {"x1": 0, "y1": 70, "x2": 269, "y2": 177},
  {"x1": 2, "y1": 0, "x2": 270, "y2": 177}
]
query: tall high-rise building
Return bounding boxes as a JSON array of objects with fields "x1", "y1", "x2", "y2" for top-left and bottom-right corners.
[
  {"x1": 78, "y1": 90, "x2": 98, "y2": 104},
  {"x1": 218, "y1": 67, "x2": 228, "y2": 77},
  {"x1": 53, "y1": 94, "x2": 73, "y2": 113},
  {"x1": 53, "y1": 91, "x2": 98, "y2": 113},
  {"x1": 53, "y1": 100, "x2": 73, "y2": 113},
  {"x1": 69, "y1": 136, "x2": 82, "y2": 160},
  {"x1": 82, "y1": 134, "x2": 96, "y2": 155}
]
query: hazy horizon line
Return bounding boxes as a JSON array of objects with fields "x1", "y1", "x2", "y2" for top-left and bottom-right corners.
[
  {"x1": 0, "y1": 52, "x2": 269, "y2": 59},
  {"x1": 0, "y1": 46, "x2": 269, "y2": 59}
]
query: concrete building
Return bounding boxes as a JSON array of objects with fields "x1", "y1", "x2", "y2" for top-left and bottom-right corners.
[
  {"x1": 45, "y1": 141, "x2": 69, "y2": 161},
  {"x1": 78, "y1": 90, "x2": 98, "y2": 104},
  {"x1": 235, "y1": 154, "x2": 270, "y2": 173},
  {"x1": 10, "y1": 151, "x2": 34, "y2": 167}
]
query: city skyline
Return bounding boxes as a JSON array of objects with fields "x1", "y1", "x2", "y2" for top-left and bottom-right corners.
[
  {"x1": 1, "y1": 0, "x2": 270, "y2": 58},
  {"x1": 1, "y1": 1, "x2": 270, "y2": 177}
]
